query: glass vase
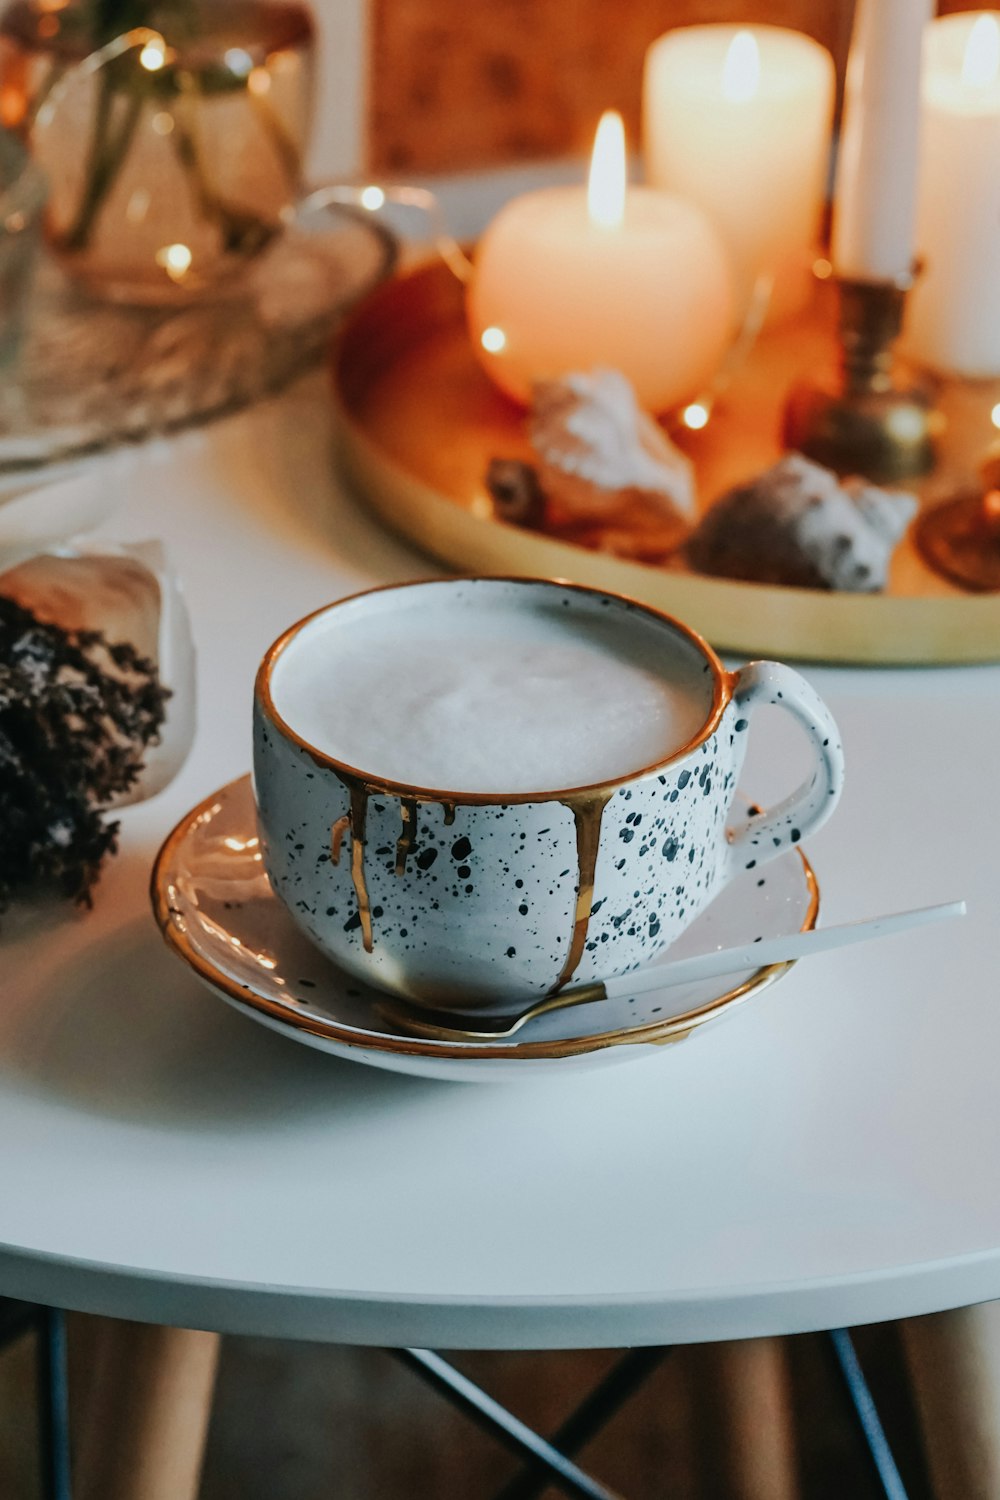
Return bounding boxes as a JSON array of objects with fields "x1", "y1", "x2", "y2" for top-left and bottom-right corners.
[
  {"x1": 0, "y1": 126, "x2": 44, "y2": 365},
  {"x1": 0, "y1": 0, "x2": 315, "y2": 302}
]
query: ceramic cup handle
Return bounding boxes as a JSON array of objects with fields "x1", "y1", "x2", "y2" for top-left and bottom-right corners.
[
  {"x1": 725, "y1": 661, "x2": 845, "y2": 873},
  {"x1": 283, "y1": 181, "x2": 400, "y2": 285}
]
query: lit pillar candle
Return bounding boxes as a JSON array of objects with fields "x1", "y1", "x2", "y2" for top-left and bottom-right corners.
[
  {"x1": 904, "y1": 12, "x2": 1000, "y2": 378},
  {"x1": 642, "y1": 25, "x2": 834, "y2": 321},
  {"x1": 832, "y1": 0, "x2": 933, "y2": 281},
  {"x1": 467, "y1": 111, "x2": 734, "y2": 413}
]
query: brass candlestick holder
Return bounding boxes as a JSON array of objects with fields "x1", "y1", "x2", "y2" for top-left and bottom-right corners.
[
  {"x1": 783, "y1": 269, "x2": 939, "y2": 483},
  {"x1": 914, "y1": 451, "x2": 1000, "y2": 593}
]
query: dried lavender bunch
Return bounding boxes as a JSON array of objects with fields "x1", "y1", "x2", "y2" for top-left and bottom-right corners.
[{"x1": 0, "y1": 594, "x2": 168, "y2": 913}]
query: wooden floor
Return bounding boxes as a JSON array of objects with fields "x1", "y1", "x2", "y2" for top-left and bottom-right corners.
[{"x1": 0, "y1": 1319, "x2": 935, "y2": 1498}]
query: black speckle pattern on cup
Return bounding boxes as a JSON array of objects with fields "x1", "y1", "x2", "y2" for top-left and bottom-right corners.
[{"x1": 253, "y1": 693, "x2": 758, "y2": 1005}]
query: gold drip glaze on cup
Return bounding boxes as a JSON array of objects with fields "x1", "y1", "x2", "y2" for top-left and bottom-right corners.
[
  {"x1": 551, "y1": 792, "x2": 613, "y2": 993},
  {"x1": 330, "y1": 814, "x2": 350, "y2": 863},
  {"x1": 395, "y1": 798, "x2": 419, "y2": 875}
]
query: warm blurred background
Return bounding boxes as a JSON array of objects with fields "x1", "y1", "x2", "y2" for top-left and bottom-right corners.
[{"x1": 366, "y1": 0, "x2": 978, "y2": 173}]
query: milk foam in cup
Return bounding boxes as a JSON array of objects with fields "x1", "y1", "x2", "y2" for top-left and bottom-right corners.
[
  {"x1": 269, "y1": 588, "x2": 711, "y2": 792},
  {"x1": 253, "y1": 577, "x2": 845, "y2": 1007}
]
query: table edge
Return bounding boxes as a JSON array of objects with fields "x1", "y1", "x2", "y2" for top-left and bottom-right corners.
[{"x1": 2, "y1": 1239, "x2": 1000, "y2": 1348}]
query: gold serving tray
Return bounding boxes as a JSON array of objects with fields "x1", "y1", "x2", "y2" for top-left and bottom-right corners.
[{"x1": 331, "y1": 258, "x2": 1000, "y2": 665}]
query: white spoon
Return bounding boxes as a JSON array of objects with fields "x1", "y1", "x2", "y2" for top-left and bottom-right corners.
[{"x1": 384, "y1": 899, "x2": 967, "y2": 1041}]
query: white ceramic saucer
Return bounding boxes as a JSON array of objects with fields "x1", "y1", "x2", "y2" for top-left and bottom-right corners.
[{"x1": 152, "y1": 776, "x2": 819, "y2": 1083}]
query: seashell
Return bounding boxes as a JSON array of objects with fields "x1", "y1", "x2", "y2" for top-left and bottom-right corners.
[
  {"x1": 484, "y1": 458, "x2": 545, "y2": 528},
  {"x1": 684, "y1": 453, "x2": 918, "y2": 592},
  {"x1": 529, "y1": 368, "x2": 696, "y2": 524}
]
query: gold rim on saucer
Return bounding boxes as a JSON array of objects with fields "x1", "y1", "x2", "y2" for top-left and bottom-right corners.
[{"x1": 151, "y1": 776, "x2": 820, "y2": 1062}]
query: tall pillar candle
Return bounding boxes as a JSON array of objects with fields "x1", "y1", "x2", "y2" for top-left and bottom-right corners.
[
  {"x1": 832, "y1": 0, "x2": 932, "y2": 281},
  {"x1": 643, "y1": 24, "x2": 834, "y2": 321},
  {"x1": 904, "y1": 12, "x2": 1000, "y2": 378}
]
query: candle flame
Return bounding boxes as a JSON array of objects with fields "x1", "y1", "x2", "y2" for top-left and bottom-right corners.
[
  {"x1": 722, "y1": 30, "x2": 760, "y2": 103},
  {"x1": 961, "y1": 13, "x2": 1000, "y2": 88},
  {"x1": 992, "y1": 402, "x2": 1000, "y2": 429},
  {"x1": 139, "y1": 36, "x2": 167, "y2": 71},
  {"x1": 155, "y1": 242, "x2": 192, "y2": 281},
  {"x1": 587, "y1": 110, "x2": 626, "y2": 229}
]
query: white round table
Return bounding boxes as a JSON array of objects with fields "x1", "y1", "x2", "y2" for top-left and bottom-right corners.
[{"x1": 1, "y1": 374, "x2": 997, "y2": 1355}]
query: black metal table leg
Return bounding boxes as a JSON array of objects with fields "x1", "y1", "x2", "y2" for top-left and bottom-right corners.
[
  {"x1": 394, "y1": 1348, "x2": 627, "y2": 1500},
  {"x1": 828, "y1": 1328, "x2": 909, "y2": 1500},
  {"x1": 0, "y1": 1300, "x2": 73, "y2": 1500},
  {"x1": 492, "y1": 1347, "x2": 671, "y2": 1500},
  {"x1": 37, "y1": 1307, "x2": 72, "y2": 1500}
]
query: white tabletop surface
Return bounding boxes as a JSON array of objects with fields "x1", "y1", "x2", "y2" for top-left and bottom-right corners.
[{"x1": 0, "y1": 375, "x2": 998, "y2": 1351}]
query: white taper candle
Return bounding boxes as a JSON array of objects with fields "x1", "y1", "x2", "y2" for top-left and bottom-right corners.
[{"x1": 832, "y1": 0, "x2": 933, "y2": 282}]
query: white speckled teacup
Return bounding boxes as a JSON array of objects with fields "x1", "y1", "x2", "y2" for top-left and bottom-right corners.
[{"x1": 253, "y1": 578, "x2": 844, "y2": 1008}]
